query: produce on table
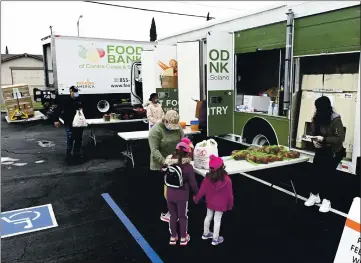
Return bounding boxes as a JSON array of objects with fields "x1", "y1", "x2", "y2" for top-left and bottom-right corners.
[{"x1": 231, "y1": 145, "x2": 300, "y2": 164}]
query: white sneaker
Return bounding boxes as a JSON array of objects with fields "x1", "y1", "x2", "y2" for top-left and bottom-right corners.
[
  {"x1": 304, "y1": 193, "x2": 321, "y2": 207},
  {"x1": 319, "y1": 199, "x2": 331, "y2": 213},
  {"x1": 160, "y1": 212, "x2": 170, "y2": 222}
]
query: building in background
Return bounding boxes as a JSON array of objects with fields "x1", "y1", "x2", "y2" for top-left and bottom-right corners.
[{"x1": 1, "y1": 53, "x2": 44, "y2": 103}]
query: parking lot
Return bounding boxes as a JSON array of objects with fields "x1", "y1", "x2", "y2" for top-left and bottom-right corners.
[{"x1": 1, "y1": 114, "x2": 360, "y2": 263}]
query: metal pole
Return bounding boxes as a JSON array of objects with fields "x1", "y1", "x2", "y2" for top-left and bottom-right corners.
[
  {"x1": 283, "y1": 9, "x2": 294, "y2": 113},
  {"x1": 77, "y1": 15, "x2": 83, "y2": 37}
]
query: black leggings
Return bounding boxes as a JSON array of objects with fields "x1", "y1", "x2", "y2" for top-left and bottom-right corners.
[{"x1": 310, "y1": 147, "x2": 345, "y2": 198}]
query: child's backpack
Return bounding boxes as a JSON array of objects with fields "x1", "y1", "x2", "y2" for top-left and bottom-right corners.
[{"x1": 162, "y1": 165, "x2": 183, "y2": 188}]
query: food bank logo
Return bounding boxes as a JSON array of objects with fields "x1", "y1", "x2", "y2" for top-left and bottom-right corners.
[{"x1": 78, "y1": 44, "x2": 105, "y2": 63}]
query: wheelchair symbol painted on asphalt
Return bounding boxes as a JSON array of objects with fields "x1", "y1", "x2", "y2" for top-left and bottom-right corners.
[
  {"x1": 1, "y1": 210, "x2": 41, "y2": 229},
  {"x1": 1, "y1": 204, "x2": 58, "y2": 238}
]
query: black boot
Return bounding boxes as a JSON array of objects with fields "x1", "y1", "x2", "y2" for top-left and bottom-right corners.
[
  {"x1": 65, "y1": 151, "x2": 72, "y2": 164},
  {"x1": 73, "y1": 152, "x2": 83, "y2": 164}
]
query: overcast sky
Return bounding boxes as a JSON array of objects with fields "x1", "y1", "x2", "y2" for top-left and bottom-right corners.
[{"x1": 1, "y1": 1, "x2": 286, "y2": 54}]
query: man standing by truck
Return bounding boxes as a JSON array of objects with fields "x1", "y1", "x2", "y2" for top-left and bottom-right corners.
[{"x1": 53, "y1": 86, "x2": 85, "y2": 164}]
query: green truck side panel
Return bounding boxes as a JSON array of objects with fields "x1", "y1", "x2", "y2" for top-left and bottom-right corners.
[
  {"x1": 234, "y1": 22, "x2": 286, "y2": 54},
  {"x1": 208, "y1": 90, "x2": 234, "y2": 137},
  {"x1": 294, "y1": 5, "x2": 361, "y2": 56},
  {"x1": 233, "y1": 111, "x2": 290, "y2": 146},
  {"x1": 156, "y1": 88, "x2": 179, "y2": 112}
]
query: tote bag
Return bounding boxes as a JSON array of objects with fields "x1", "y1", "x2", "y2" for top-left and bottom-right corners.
[{"x1": 193, "y1": 139, "x2": 219, "y2": 169}]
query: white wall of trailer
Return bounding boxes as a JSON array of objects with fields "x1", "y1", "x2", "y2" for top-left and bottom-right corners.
[
  {"x1": 141, "y1": 49, "x2": 156, "y2": 104},
  {"x1": 159, "y1": 1, "x2": 360, "y2": 45},
  {"x1": 177, "y1": 41, "x2": 201, "y2": 125},
  {"x1": 352, "y1": 56, "x2": 361, "y2": 174}
]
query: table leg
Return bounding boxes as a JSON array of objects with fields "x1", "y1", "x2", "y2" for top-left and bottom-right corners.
[
  {"x1": 121, "y1": 142, "x2": 135, "y2": 168},
  {"x1": 90, "y1": 127, "x2": 97, "y2": 146},
  {"x1": 289, "y1": 179, "x2": 298, "y2": 203}
]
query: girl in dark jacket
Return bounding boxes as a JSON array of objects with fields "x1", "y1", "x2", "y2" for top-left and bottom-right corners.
[{"x1": 304, "y1": 96, "x2": 346, "y2": 213}]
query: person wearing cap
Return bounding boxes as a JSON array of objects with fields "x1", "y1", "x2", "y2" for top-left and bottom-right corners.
[
  {"x1": 143, "y1": 93, "x2": 164, "y2": 129},
  {"x1": 148, "y1": 110, "x2": 184, "y2": 222},
  {"x1": 193, "y1": 155, "x2": 234, "y2": 246},
  {"x1": 53, "y1": 86, "x2": 85, "y2": 163},
  {"x1": 163, "y1": 142, "x2": 198, "y2": 246}
]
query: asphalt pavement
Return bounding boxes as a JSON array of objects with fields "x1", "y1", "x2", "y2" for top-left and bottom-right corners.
[{"x1": 1, "y1": 113, "x2": 360, "y2": 263}]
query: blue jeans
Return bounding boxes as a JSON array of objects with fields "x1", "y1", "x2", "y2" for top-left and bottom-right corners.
[{"x1": 65, "y1": 127, "x2": 84, "y2": 154}]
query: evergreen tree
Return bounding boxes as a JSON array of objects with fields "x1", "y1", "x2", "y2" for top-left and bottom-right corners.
[
  {"x1": 150, "y1": 17, "x2": 157, "y2": 42},
  {"x1": 5, "y1": 46, "x2": 9, "y2": 54}
]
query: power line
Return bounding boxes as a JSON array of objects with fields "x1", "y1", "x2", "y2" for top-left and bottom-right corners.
[
  {"x1": 83, "y1": 1, "x2": 216, "y2": 20},
  {"x1": 173, "y1": 1, "x2": 247, "y2": 12}
]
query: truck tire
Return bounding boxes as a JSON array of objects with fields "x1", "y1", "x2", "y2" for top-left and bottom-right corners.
[
  {"x1": 97, "y1": 99, "x2": 110, "y2": 114},
  {"x1": 242, "y1": 117, "x2": 278, "y2": 146}
]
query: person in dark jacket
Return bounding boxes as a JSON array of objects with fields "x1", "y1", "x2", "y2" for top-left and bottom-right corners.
[
  {"x1": 198, "y1": 98, "x2": 207, "y2": 136},
  {"x1": 53, "y1": 86, "x2": 85, "y2": 163},
  {"x1": 304, "y1": 96, "x2": 346, "y2": 213},
  {"x1": 164, "y1": 142, "x2": 198, "y2": 246}
]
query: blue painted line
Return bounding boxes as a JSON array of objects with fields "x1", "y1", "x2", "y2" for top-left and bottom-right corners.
[{"x1": 101, "y1": 193, "x2": 163, "y2": 263}]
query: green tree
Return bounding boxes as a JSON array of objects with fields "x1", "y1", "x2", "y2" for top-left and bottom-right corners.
[{"x1": 150, "y1": 17, "x2": 157, "y2": 42}]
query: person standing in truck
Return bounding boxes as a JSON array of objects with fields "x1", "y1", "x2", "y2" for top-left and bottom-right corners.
[
  {"x1": 148, "y1": 110, "x2": 184, "y2": 222},
  {"x1": 53, "y1": 86, "x2": 85, "y2": 164},
  {"x1": 304, "y1": 96, "x2": 346, "y2": 213},
  {"x1": 144, "y1": 93, "x2": 164, "y2": 129}
]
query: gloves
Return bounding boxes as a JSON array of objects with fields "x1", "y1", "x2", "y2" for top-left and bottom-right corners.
[
  {"x1": 314, "y1": 136, "x2": 324, "y2": 142},
  {"x1": 313, "y1": 140, "x2": 323, "y2": 148}
]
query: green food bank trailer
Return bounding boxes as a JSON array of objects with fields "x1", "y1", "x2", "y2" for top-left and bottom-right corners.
[{"x1": 156, "y1": 1, "x2": 360, "y2": 175}]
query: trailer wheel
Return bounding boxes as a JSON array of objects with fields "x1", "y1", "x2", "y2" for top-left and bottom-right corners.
[
  {"x1": 97, "y1": 100, "x2": 110, "y2": 113},
  {"x1": 242, "y1": 117, "x2": 278, "y2": 146},
  {"x1": 252, "y1": 134, "x2": 270, "y2": 146}
]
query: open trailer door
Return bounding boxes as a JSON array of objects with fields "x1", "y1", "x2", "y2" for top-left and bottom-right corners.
[
  {"x1": 177, "y1": 41, "x2": 201, "y2": 125},
  {"x1": 206, "y1": 31, "x2": 234, "y2": 137},
  {"x1": 154, "y1": 45, "x2": 178, "y2": 112}
]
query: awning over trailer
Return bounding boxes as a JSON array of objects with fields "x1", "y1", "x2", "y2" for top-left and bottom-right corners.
[
  {"x1": 293, "y1": 5, "x2": 361, "y2": 56},
  {"x1": 234, "y1": 22, "x2": 286, "y2": 54}
]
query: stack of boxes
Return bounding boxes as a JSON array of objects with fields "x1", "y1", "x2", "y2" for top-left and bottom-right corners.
[{"x1": 1, "y1": 84, "x2": 34, "y2": 119}]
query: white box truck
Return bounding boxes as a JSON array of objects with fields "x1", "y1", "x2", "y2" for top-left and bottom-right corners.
[{"x1": 34, "y1": 35, "x2": 155, "y2": 118}]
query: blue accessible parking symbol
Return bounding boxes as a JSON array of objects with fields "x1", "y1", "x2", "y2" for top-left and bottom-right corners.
[{"x1": 1, "y1": 204, "x2": 58, "y2": 238}]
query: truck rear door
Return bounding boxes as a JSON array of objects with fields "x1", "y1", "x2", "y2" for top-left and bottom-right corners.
[
  {"x1": 206, "y1": 31, "x2": 234, "y2": 137},
  {"x1": 42, "y1": 36, "x2": 54, "y2": 89}
]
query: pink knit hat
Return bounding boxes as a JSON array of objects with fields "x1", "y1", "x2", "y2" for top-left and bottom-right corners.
[
  {"x1": 176, "y1": 142, "x2": 191, "y2": 153},
  {"x1": 209, "y1": 155, "x2": 224, "y2": 170},
  {"x1": 181, "y1": 137, "x2": 191, "y2": 145}
]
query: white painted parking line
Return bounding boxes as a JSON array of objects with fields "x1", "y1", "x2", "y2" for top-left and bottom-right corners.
[{"x1": 240, "y1": 172, "x2": 348, "y2": 218}]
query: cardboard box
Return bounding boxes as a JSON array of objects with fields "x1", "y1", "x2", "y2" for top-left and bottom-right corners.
[
  {"x1": 2, "y1": 84, "x2": 34, "y2": 118},
  {"x1": 161, "y1": 76, "x2": 178, "y2": 89},
  {"x1": 2, "y1": 84, "x2": 31, "y2": 100},
  {"x1": 5, "y1": 97, "x2": 34, "y2": 118}
]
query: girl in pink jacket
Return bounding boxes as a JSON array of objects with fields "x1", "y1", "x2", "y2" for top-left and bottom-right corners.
[{"x1": 193, "y1": 155, "x2": 233, "y2": 246}]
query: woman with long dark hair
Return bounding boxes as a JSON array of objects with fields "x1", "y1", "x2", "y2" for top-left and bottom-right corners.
[{"x1": 304, "y1": 96, "x2": 346, "y2": 213}]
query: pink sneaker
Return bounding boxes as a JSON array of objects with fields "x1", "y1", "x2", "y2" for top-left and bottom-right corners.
[
  {"x1": 169, "y1": 235, "x2": 178, "y2": 245},
  {"x1": 180, "y1": 234, "x2": 190, "y2": 246}
]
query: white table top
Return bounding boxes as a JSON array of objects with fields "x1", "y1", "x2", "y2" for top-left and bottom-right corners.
[
  {"x1": 118, "y1": 126, "x2": 200, "y2": 141},
  {"x1": 5, "y1": 111, "x2": 47, "y2": 123},
  {"x1": 193, "y1": 155, "x2": 310, "y2": 177},
  {"x1": 59, "y1": 118, "x2": 147, "y2": 125},
  {"x1": 86, "y1": 118, "x2": 147, "y2": 125}
]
